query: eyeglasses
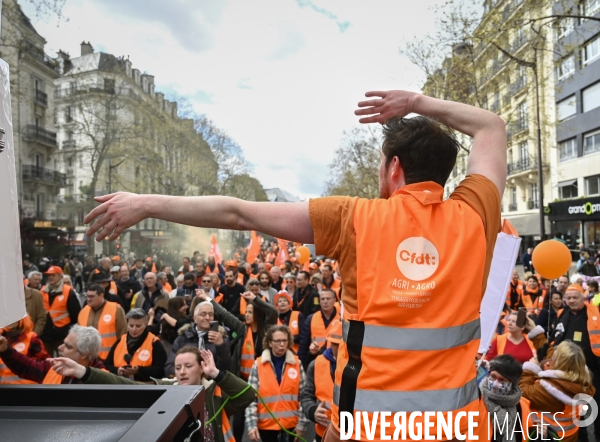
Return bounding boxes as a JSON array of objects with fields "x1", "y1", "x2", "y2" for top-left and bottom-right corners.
[
  {"x1": 271, "y1": 339, "x2": 288, "y2": 344},
  {"x1": 195, "y1": 312, "x2": 214, "y2": 318},
  {"x1": 202, "y1": 279, "x2": 212, "y2": 283}
]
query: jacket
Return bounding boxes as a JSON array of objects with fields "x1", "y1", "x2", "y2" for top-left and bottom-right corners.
[
  {"x1": 165, "y1": 321, "x2": 232, "y2": 377},
  {"x1": 83, "y1": 367, "x2": 255, "y2": 442},
  {"x1": 293, "y1": 286, "x2": 320, "y2": 319},
  {"x1": 520, "y1": 362, "x2": 595, "y2": 442},
  {"x1": 24, "y1": 287, "x2": 47, "y2": 335},
  {"x1": 131, "y1": 284, "x2": 169, "y2": 312},
  {"x1": 300, "y1": 348, "x2": 336, "y2": 436},
  {"x1": 231, "y1": 296, "x2": 278, "y2": 379},
  {"x1": 298, "y1": 309, "x2": 338, "y2": 368}
]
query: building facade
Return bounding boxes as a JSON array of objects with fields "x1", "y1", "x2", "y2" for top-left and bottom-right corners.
[
  {"x1": 0, "y1": 0, "x2": 67, "y2": 259},
  {"x1": 549, "y1": 0, "x2": 600, "y2": 250}
]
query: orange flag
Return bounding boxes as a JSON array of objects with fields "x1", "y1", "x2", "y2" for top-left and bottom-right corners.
[
  {"x1": 209, "y1": 233, "x2": 222, "y2": 265},
  {"x1": 247, "y1": 231, "x2": 260, "y2": 264},
  {"x1": 275, "y1": 238, "x2": 290, "y2": 266}
]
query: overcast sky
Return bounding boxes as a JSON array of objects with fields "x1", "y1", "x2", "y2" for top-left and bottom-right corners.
[{"x1": 24, "y1": 0, "x2": 445, "y2": 199}]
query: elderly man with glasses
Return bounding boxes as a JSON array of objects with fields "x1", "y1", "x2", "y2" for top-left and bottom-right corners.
[{"x1": 164, "y1": 300, "x2": 233, "y2": 376}]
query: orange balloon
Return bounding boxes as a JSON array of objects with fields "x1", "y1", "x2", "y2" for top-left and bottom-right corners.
[
  {"x1": 531, "y1": 240, "x2": 572, "y2": 280},
  {"x1": 295, "y1": 246, "x2": 310, "y2": 264}
]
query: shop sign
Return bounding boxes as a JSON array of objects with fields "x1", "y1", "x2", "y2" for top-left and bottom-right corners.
[{"x1": 567, "y1": 201, "x2": 600, "y2": 216}]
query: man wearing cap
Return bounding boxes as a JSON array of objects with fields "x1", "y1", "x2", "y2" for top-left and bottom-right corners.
[
  {"x1": 300, "y1": 320, "x2": 342, "y2": 442},
  {"x1": 40, "y1": 265, "x2": 82, "y2": 357},
  {"x1": 78, "y1": 283, "x2": 127, "y2": 360},
  {"x1": 274, "y1": 290, "x2": 304, "y2": 353},
  {"x1": 88, "y1": 257, "x2": 112, "y2": 284},
  {"x1": 308, "y1": 262, "x2": 319, "y2": 276},
  {"x1": 533, "y1": 283, "x2": 600, "y2": 435},
  {"x1": 129, "y1": 258, "x2": 144, "y2": 284},
  {"x1": 298, "y1": 289, "x2": 340, "y2": 369},
  {"x1": 90, "y1": 272, "x2": 125, "y2": 308}
]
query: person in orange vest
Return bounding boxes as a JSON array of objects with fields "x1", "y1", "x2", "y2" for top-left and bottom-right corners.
[
  {"x1": 219, "y1": 269, "x2": 247, "y2": 320},
  {"x1": 0, "y1": 324, "x2": 104, "y2": 384},
  {"x1": 156, "y1": 271, "x2": 173, "y2": 293},
  {"x1": 308, "y1": 262, "x2": 319, "y2": 276},
  {"x1": 40, "y1": 265, "x2": 82, "y2": 357},
  {"x1": 480, "y1": 355, "x2": 533, "y2": 441},
  {"x1": 520, "y1": 340, "x2": 595, "y2": 442},
  {"x1": 300, "y1": 320, "x2": 342, "y2": 442},
  {"x1": 532, "y1": 284, "x2": 600, "y2": 437},
  {"x1": 0, "y1": 316, "x2": 49, "y2": 384},
  {"x1": 246, "y1": 325, "x2": 309, "y2": 442},
  {"x1": 275, "y1": 291, "x2": 304, "y2": 354},
  {"x1": 506, "y1": 269, "x2": 524, "y2": 310},
  {"x1": 89, "y1": 273, "x2": 125, "y2": 308},
  {"x1": 535, "y1": 291, "x2": 564, "y2": 339},
  {"x1": 103, "y1": 308, "x2": 167, "y2": 381},
  {"x1": 85, "y1": 88, "x2": 507, "y2": 441},
  {"x1": 78, "y1": 284, "x2": 127, "y2": 360},
  {"x1": 298, "y1": 289, "x2": 340, "y2": 368},
  {"x1": 519, "y1": 274, "x2": 547, "y2": 316},
  {"x1": 50, "y1": 347, "x2": 255, "y2": 442},
  {"x1": 87, "y1": 257, "x2": 112, "y2": 285},
  {"x1": 485, "y1": 311, "x2": 536, "y2": 364}
]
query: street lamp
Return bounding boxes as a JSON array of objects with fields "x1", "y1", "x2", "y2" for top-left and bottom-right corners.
[{"x1": 453, "y1": 38, "x2": 546, "y2": 240}]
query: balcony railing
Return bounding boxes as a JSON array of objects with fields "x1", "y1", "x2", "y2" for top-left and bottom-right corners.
[
  {"x1": 62, "y1": 139, "x2": 76, "y2": 150},
  {"x1": 507, "y1": 157, "x2": 535, "y2": 175},
  {"x1": 58, "y1": 194, "x2": 89, "y2": 203},
  {"x1": 54, "y1": 86, "x2": 79, "y2": 98},
  {"x1": 23, "y1": 125, "x2": 57, "y2": 147},
  {"x1": 510, "y1": 79, "x2": 527, "y2": 95},
  {"x1": 502, "y1": 94, "x2": 511, "y2": 107},
  {"x1": 508, "y1": 203, "x2": 518, "y2": 212},
  {"x1": 511, "y1": 36, "x2": 528, "y2": 52},
  {"x1": 527, "y1": 200, "x2": 539, "y2": 209},
  {"x1": 22, "y1": 165, "x2": 66, "y2": 187},
  {"x1": 34, "y1": 90, "x2": 47, "y2": 107}
]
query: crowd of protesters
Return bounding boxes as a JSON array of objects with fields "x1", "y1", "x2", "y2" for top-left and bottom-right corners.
[{"x1": 7, "y1": 239, "x2": 600, "y2": 441}]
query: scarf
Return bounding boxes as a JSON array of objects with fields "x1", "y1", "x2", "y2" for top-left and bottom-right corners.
[
  {"x1": 480, "y1": 376, "x2": 522, "y2": 442},
  {"x1": 195, "y1": 325, "x2": 207, "y2": 351}
]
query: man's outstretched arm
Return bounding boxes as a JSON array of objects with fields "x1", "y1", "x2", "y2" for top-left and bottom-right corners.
[
  {"x1": 355, "y1": 90, "x2": 507, "y2": 195},
  {"x1": 84, "y1": 194, "x2": 314, "y2": 244}
]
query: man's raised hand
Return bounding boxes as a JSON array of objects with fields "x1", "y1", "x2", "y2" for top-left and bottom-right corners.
[
  {"x1": 83, "y1": 192, "x2": 148, "y2": 241},
  {"x1": 354, "y1": 90, "x2": 418, "y2": 125}
]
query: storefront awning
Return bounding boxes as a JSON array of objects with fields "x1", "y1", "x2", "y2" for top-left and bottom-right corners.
[
  {"x1": 72, "y1": 233, "x2": 87, "y2": 246},
  {"x1": 556, "y1": 179, "x2": 577, "y2": 187},
  {"x1": 503, "y1": 213, "x2": 550, "y2": 236}
]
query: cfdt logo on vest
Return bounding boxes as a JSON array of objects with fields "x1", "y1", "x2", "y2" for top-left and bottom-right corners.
[{"x1": 396, "y1": 237, "x2": 439, "y2": 281}]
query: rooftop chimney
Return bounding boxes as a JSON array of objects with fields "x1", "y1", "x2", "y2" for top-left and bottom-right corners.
[{"x1": 81, "y1": 41, "x2": 94, "y2": 56}]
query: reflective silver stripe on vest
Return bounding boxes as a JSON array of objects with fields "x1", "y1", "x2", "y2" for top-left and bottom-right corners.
[
  {"x1": 589, "y1": 330, "x2": 600, "y2": 335},
  {"x1": 50, "y1": 311, "x2": 69, "y2": 323},
  {"x1": 240, "y1": 367, "x2": 252, "y2": 374},
  {"x1": 261, "y1": 394, "x2": 298, "y2": 403},
  {"x1": 1, "y1": 375, "x2": 26, "y2": 382},
  {"x1": 333, "y1": 378, "x2": 479, "y2": 413},
  {"x1": 100, "y1": 347, "x2": 112, "y2": 352},
  {"x1": 223, "y1": 426, "x2": 235, "y2": 442},
  {"x1": 314, "y1": 337, "x2": 326, "y2": 343},
  {"x1": 592, "y1": 344, "x2": 600, "y2": 349},
  {"x1": 531, "y1": 414, "x2": 576, "y2": 432},
  {"x1": 342, "y1": 318, "x2": 480, "y2": 351},
  {"x1": 240, "y1": 354, "x2": 255, "y2": 360},
  {"x1": 101, "y1": 332, "x2": 116, "y2": 339},
  {"x1": 258, "y1": 410, "x2": 298, "y2": 420}
]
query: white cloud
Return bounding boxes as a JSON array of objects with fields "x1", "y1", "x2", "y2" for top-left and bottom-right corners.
[{"x1": 24, "y1": 0, "x2": 443, "y2": 199}]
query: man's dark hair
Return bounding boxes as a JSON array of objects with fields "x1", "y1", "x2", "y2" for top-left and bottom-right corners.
[
  {"x1": 322, "y1": 264, "x2": 333, "y2": 272},
  {"x1": 183, "y1": 257, "x2": 190, "y2": 261},
  {"x1": 134, "y1": 258, "x2": 143, "y2": 264},
  {"x1": 87, "y1": 284, "x2": 105, "y2": 296},
  {"x1": 183, "y1": 272, "x2": 195, "y2": 281},
  {"x1": 297, "y1": 271, "x2": 310, "y2": 281},
  {"x1": 589, "y1": 281, "x2": 599, "y2": 291},
  {"x1": 382, "y1": 116, "x2": 460, "y2": 187}
]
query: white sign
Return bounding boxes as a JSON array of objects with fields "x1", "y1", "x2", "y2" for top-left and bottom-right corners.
[{"x1": 0, "y1": 59, "x2": 27, "y2": 328}]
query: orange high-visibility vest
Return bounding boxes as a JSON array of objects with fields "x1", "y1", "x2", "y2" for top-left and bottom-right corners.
[
  {"x1": 239, "y1": 327, "x2": 255, "y2": 380},
  {"x1": 113, "y1": 332, "x2": 158, "y2": 367},
  {"x1": 214, "y1": 293, "x2": 224, "y2": 304},
  {"x1": 0, "y1": 332, "x2": 36, "y2": 384},
  {"x1": 495, "y1": 333, "x2": 536, "y2": 358},
  {"x1": 256, "y1": 353, "x2": 301, "y2": 430},
  {"x1": 521, "y1": 289, "x2": 546, "y2": 313},
  {"x1": 585, "y1": 304, "x2": 600, "y2": 356},
  {"x1": 110, "y1": 281, "x2": 118, "y2": 294},
  {"x1": 332, "y1": 183, "x2": 487, "y2": 440},
  {"x1": 42, "y1": 285, "x2": 72, "y2": 328},
  {"x1": 214, "y1": 386, "x2": 235, "y2": 442},
  {"x1": 529, "y1": 400, "x2": 579, "y2": 440},
  {"x1": 506, "y1": 280, "x2": 524, "y2": 308},
  {"x1": 277, "y1": 311, "x2": 300, "y2": 353},
  {"x1": 163, "y1": 282, "x2": 172, "y2": 293},
  {"x1": 310, "y1": 310, "x2": 340, "y2": 348},
  {"x1": 78, "y1": 301, "x2": 119, "y2": 360},
  {"x1": 236, "y1": 273, "x2": 244, "y2": 285},
  {"x1": 314, "y1": 354, "x2": 334, "y2": 437},
  {"x1": 42, "y1": 367, "x2": 63, "y2": 384}
]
